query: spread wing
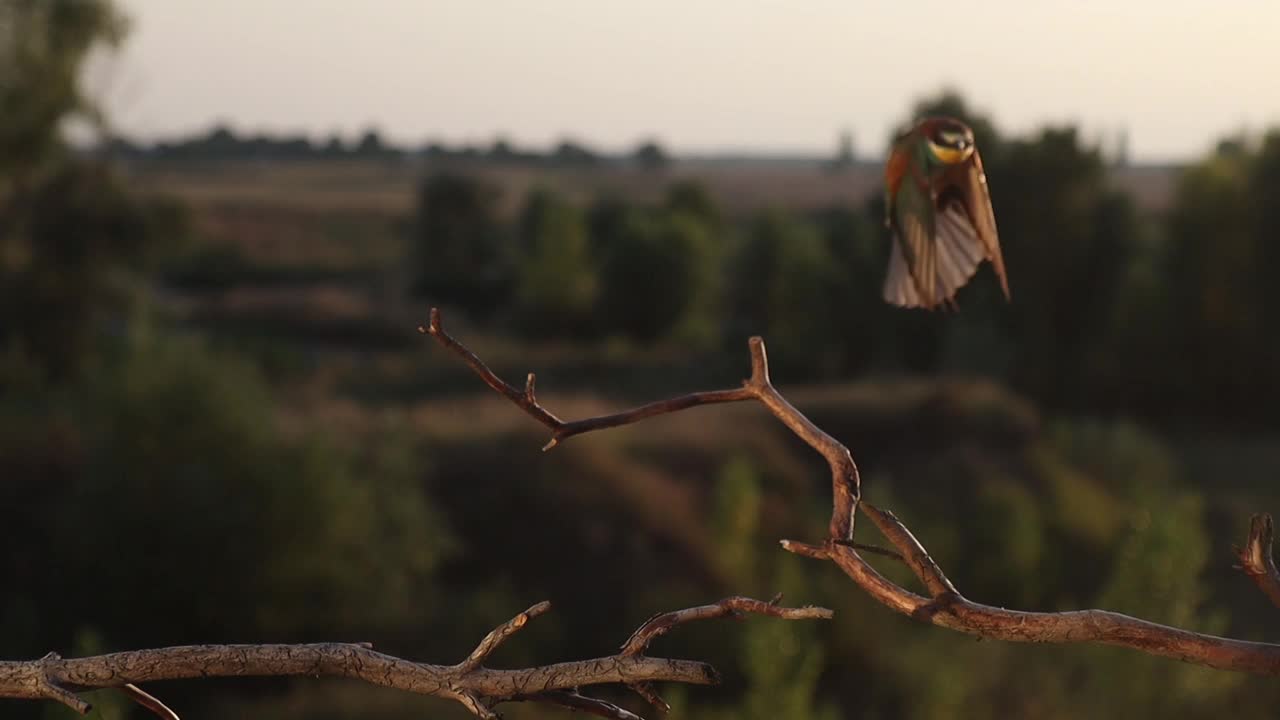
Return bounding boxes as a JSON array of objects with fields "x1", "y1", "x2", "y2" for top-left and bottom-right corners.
[
  {"x1": 952, "y1": 148, "x2": 1010, "y2": 300},
  {"x1": 883, "y1": 168, "x2": 938, "y2": 308}
]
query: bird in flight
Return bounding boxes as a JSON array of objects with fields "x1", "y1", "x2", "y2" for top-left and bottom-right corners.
[{"x1": 881, "y1": 116, "x2": 1010, "y2": 310}]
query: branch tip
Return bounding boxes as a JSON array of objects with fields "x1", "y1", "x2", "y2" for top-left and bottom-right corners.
[
  {"x1": 620, "y1": 596, "x2": 832, "y2": 657},
  {"x1": 458, "y1": 601, "x2": 553, "y2": 673},
  {"x1": 780, "y1": 539, "x2": 830, "y2": 559},
  {"x1": 745, "y1": 336, "x2": 770, "y2": 386},
  {"x1": 1236, "y1": 513, "x2": 1280, "y2": 609},
  {"x1": 121, "y1": 683, "x2": 180, "y2": 720}
]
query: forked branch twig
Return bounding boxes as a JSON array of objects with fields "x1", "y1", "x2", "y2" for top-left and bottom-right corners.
[
  {"x1": 0, "y1": 597, "x2": 830, "y2": 719},
  {"x1": 420, "y1": 308, "x2": 860, "y2": 540}
]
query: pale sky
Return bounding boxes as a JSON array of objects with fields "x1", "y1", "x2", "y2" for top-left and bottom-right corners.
[{"x1": 101, "y1": 1, "x2": 1280, "y2": 162}]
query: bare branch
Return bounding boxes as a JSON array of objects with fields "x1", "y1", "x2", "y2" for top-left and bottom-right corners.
[
  {"x1": 419, "y1": 308, "x2": 565, "y2": 433},
  {"x1": 421, "y1": 316, "x2": 1280, "y2": 677},
  {"x1": 421, "y1": 309, "x2": 860, "y2": 539},
  {"x1": 419, "y1": 308, "x2": 755, "y2": 452},
  {"x1": 1, "y1": 597, "x2": 829, "y2": 719},
  {"x1": 783, "y1": 502, "x2": 1280, "y2": 676},
  {"x1": 625, "y1": 682, "x2": 669, "y2": 714},
  {"x1": 457, "y1": 601, "x2": 551, "y2": 675},
  {"x1": 620, "y1": 595, "x2": 834, "y2": 657},
  {"x1": 1236, "y1": 513, "x2": 1280, "y2": 609},
  {"x1": 859, "y1": 502, "x2": 957, "y2": 597},
  {"x1": 743, "y1": 338, "x2": 862, "y2": 540}
]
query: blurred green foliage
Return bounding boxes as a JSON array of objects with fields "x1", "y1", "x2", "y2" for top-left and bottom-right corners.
[
  {"x1": 597, "y1": 208, "x2": 718, "y2": 344},
  {"x1": 0, "y1": 329, "x2": 451, "y2": 649},
  {"x1": 0, "y1": 0, "x2": 127, "y2": 178},
  {"x1": 513, "y1": 189, "x2": 597, "y2": 335},
  {"x1": 412, "y1": 172, "x2": 514, "y2": 317},
  {"x1": 0, "y1": 0, "x2": 186, "y2": 379}
]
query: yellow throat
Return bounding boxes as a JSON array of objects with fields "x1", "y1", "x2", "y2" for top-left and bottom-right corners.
[{"x1": 927, "y1": 140, "x2": 974, "y2": 165}]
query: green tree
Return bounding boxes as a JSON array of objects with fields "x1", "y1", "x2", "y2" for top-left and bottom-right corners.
[
  {"x1": 410, "y1": 172, "x2": 513, "y2": 318},
  {"x1": 513, "y1": 188, "x2": 597, "y2": 335},
  {"x1": 1254, "y1": 130, "x2": 1280, "y2": 379},
  {"x1": 0, "y1": 163, "x2": 185, "y2": 378},
  {"x1": 586, "y1": 192, "x2": 630, "y2": 255},
  {"x1": 815, "y1": 204, "x2": 898, "y2": 373},
  {"x1": 0, "y1": 0, "x2": 185, "y2": 379},
  {"x1": 596, "y1": 209, "x2": 718, "y2": 344},
  {"x1": 0, "y1": 0, "x2": 127, "y2": 181},
  {"x1": 633, "y1": 139, "x2": 670, "y2": 170},
  {"x1": 665, "y1": 179, "x2": 723, "y2": 234},
  {"x1": 666, "y1": 457, "x2": 837, "y2": 720},
  {"x1": 0, "y1": 333, "x2": 450, "y2": 656},
  {"x1": 1159, "y1": 139, "x2": 1264, "y2": 415},
  {"x1": 993, "y1": 128, "x2": 1141, "y2": 407},
  {"x1": 726, "y1": 211, "x2": 842, "y2": 374}
]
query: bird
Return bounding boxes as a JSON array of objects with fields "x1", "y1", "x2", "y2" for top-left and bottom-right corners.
[{"x1": 881, "y1": 116, "x2": 1011, "y2": 310}]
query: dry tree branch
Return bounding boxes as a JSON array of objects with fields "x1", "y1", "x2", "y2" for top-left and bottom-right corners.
[
  {"x1": 0, "y1": 597, "x2": 829, "y2": 720},
  {"x1": 421, "y1": 315, "x2": 1280, "y2": 677},
  {"x1": 420, "y1": 308, "x2": 860, "y2": 540},
  {"x1": 782, "y1": 504, "x2": 1280, "y2": 676}
]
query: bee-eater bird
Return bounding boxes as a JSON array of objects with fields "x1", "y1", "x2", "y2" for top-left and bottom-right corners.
[{"x1": 882, "y1": 116, "x2": 1011, "y2": 309}]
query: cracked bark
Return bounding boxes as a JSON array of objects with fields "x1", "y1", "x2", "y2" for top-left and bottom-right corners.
[{"x1": 0, "y1": 598, "x2": 829, "y2": 718}]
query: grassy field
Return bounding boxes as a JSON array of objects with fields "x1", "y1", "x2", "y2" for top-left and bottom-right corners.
[{"x1": 130, "y1": 155, "x2": 1178, "y2": 218}]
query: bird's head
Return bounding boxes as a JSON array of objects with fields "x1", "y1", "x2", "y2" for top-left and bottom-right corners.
[{"x1": 921, "y1": 117, "x2": 975, "y2": 165}]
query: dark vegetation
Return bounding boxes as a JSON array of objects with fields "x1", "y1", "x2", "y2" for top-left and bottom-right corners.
[
  {"x1": 4, "y1": 2, "x2": 1280, "y2": 718},
  {"x1": 106, "y1": 123, "x2": 671, "y2": 170}
]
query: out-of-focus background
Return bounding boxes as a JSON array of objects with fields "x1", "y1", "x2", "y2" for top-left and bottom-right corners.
[{"x1": 4, "y1": 1, "x2": 1280, "y2": 718}]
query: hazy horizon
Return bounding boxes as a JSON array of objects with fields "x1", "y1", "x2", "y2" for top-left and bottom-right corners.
[{"x1": 100, "y1": 1, "x2": 1280, "y2": 163}]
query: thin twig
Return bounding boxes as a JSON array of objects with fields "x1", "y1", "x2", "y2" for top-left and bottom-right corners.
[
  {"x1": 537, "y1": 690, "x2": 645, "y2": 720},
  {"x1": 120, "y1": 684, "x2": 180, "y2": 720},
  {"x1": 625, "y1": 682, "x2": 669, "y2": 714},
  {"x1": 421, "y1": 308, "x2": 860, "y2": 539},
  {"x1": 620, "y1": 595, "x2": 833, "y2": 657},
  {"x1": 418, "y1": 309, "x2": 564, "y2": 431},
  {"x1": 858, "y1": 502, "x2": 957, "y2": 597},
  {"x1": 832, "y1": 539, "x2": 906, "y2": 561},
  {"x1": 420, "y1": 308, "x2": 754, "y2": 451},
  {"x1": 457, "y1": 601, "x2": 551, "y2": 674}
]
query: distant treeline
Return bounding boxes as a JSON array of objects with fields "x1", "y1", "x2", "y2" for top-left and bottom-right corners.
[
  {"x1": 412, "y1": 91, "x2": 1280, "y2": 425},
  {"x1": 102, "y1": 124, "x2": 672, "y2": 168}
]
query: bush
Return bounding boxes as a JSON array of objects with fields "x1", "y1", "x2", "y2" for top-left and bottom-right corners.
[
  {"x1": 0, "y1": 333, "x2": 452, "y2": 655},
  {"x1": 596, "y1": 210, "x2": 718, "y2": 343},
  {"x1": 410, "y1": 172, "x2": 513, "y2": 318}
]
